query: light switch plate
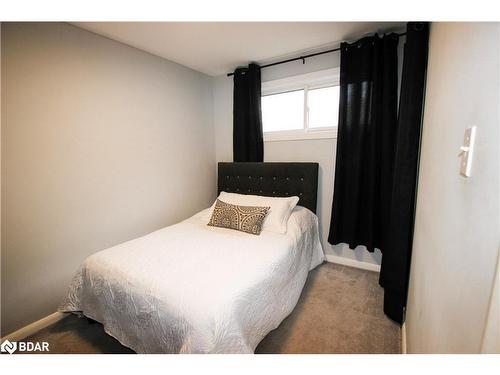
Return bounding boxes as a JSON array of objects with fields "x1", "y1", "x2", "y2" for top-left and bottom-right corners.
[{"x1": 460, "y1": 126, "x2": 477, "y2": 177}]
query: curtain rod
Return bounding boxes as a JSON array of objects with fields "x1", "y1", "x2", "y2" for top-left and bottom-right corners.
[{"x1": 226, "y1": 32, "x2": 406, "y2": 77}]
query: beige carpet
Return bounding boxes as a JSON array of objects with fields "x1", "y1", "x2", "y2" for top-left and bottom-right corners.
[{"x1": 25, "y1": 262, "x2": 401, "y2": 354}]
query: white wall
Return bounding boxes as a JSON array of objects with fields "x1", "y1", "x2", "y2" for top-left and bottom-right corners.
[
  {"x1": 213, "y1": 38, "x2": 405, "y2": 268},
  {"x1": 481, "y1": 249, "x2": 500, "y2": 353},
  {"x1": 1, "y1": 22, "x2": 215, "y2": 336},
  {"x1": 406, "y1": 22, "x2": 500, "y2": 353}
]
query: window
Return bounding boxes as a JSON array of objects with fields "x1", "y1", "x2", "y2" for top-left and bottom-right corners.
[
  {"x1": 308, "y1": 86, "x2": 340, "y2": 129},
  {"x1": 261, "y1": 90, "x2": 304, "y2": 132},
  {"x1": 261, "y1": 68, "x2": 340, "y2": 141}
]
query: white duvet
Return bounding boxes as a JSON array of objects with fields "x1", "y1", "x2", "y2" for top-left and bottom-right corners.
[{"x1": 59, "y1": 206, "x2": 324, "y2": 353}]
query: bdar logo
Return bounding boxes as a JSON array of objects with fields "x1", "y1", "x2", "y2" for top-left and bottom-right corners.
[
  {"x1": 0, "y1": 339, "x2": 49, "y2": 354},
  {"x1": 1, "y1": 339, "x2": 17, "y2": 354}
]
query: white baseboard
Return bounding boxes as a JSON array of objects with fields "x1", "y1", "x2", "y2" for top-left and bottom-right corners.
[
  {"x1": 324, "y1": 254, "x2": 381, "y2": 272},
  {"x1": 1, "y1": 312, "x2": 66, "y2": 342},
  {"x1": 401, "y1": 323, "x2": 407, "y2": 354}
]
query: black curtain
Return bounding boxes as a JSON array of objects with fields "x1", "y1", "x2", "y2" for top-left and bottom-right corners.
[
  {"x1": 328, "y1": 33, "x2": 399, "y2": 252},
  {"x1": 329, "y1": 23, "x2": 430, "y2": 324},
  {"x1": 233, "y1": 63, "x2": 264, "y2": 162},
  {"x1": 379, "y1": 22, "x2": 430, "y2": 324}
]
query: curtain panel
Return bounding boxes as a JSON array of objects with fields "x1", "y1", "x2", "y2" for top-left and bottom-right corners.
[
  {"x1": 233, "y1": 63, "x2": 264, "y2": 162},
  {"x1": 328, "y1": 34, "x2": 399, "y2": 252},
  {"x1": 379, "y1": 22, "x2": 430, "y2": 324},
  {"x1": 329, "y1": 22, "x2": 429, "y2": 324}
]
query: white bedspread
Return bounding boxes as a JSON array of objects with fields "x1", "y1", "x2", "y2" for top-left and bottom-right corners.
[{"x1": 59, "y1": 206, "x2": 324, "y2": 353}]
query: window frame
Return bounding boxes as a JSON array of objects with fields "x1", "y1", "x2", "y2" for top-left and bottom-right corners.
[{"x1": 261, "y1": 68, "x2": 340, "y2": 142}]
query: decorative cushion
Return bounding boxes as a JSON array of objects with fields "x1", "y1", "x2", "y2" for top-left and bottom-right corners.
[
  {"x1": 203, "y1": 192, "x2": 299, "y2": 234},
  {"x1": 207, "y1": 199, "x2": 270, "y2": 235}
]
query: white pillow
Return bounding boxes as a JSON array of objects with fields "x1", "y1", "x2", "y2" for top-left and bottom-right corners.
[{"x1": 204, "y1": 192, "x2": 299, "y2": 234}]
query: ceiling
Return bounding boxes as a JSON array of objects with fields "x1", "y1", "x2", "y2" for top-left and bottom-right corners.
[{"x1": 72, "y1": 22, "x2": 405, "y2": 76}]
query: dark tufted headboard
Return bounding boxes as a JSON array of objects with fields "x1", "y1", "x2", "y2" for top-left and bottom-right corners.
[{"x1": 217, "y1": 162, "x2": 319, "y2": 213}]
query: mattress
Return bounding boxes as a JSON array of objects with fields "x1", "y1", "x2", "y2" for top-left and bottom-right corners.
[{"x1": 59, "y1": 205, "x2": 325, "y2": 353}]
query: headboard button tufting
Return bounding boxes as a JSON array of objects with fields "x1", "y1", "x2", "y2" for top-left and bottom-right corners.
[{"x1": 216, "y1": 162, "x2": 318, "y2": 214}]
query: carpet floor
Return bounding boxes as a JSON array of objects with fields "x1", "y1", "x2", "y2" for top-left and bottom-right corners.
[{"x1": 25, "y1": 262, "x2": 401, "y2": 354}]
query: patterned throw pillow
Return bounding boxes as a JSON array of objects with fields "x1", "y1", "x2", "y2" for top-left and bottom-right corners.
[{"x1": 207, "y1": 199, "x2": 270, "y2": 235}]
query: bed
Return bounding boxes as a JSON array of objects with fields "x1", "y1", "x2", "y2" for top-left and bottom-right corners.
[{"x1": 59, "y1": 162, "x2": 325, "y2": 353}]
